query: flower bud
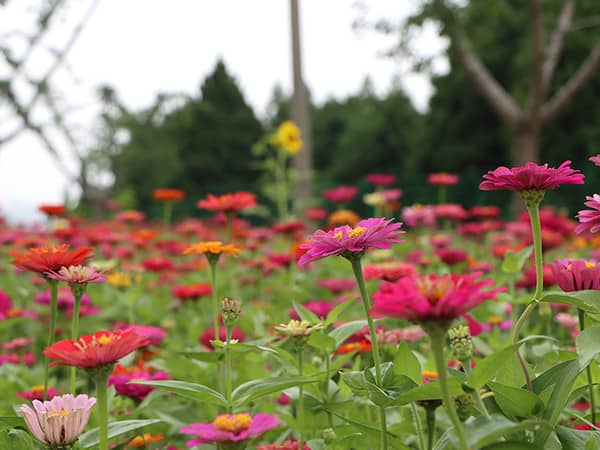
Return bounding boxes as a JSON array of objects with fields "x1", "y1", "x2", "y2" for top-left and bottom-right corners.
[
  {"x1": 221, "y1": 297, "x2": 242, "y2": 326},
  {"x1": 322, "y1": 427, "x2": 336, "y2": 443},
  {"x1": 455, "y1": 394, "x2": 476, "y2": 421},
  {"x1": 448, "y1": 324, "x2": 473, "y2": 361}
]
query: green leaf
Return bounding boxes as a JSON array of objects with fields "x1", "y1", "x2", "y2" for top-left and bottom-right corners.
[
  {"x1": 488, "y1": 381, "x2": 544, "y2": 418},
  {"x1": 178, "y1": 350, "x2": 222, "y2": 363},
  {"x1": 342, "y1": 370, "x2": 368, "y2": 397},
  {"x1": 324, "y1": 298, "x2": 356, "y2": 326},
  {"x1": 292, "y1": 301, "x2": 320, "y2": 323},
  {"x1": 577, "y1": 326, "x2": 600, "y2": 364},
  {"x1": 540, "y1": 291, "x2": 600, "y2": 315},
  {"x1": 468, "y1": 344, "x2": 520, "y2": 389},
  {"x1": 394, "y1": 341, "x2": 422, "y2": 384},
  {"x1": 0, "y1": 429, "x2": 33, "y2": 450},
  {"x1": 501, "y1": 245, "x2": 533, "y2": 273},
  {"x1": 556, "y1": 426, "x2": 600, "y2": 450},
  {"x1": 0, "y1": 417, "x2": 25, "y2": 429},
  {"x1": 79, "y1": 419, "x2": 162, "y2": 448},
  {"x1": 387, "y1": 379, "x2": 463, "y2": 406},
  {"x1": 232, "y1": 376, "x2": 317, "y2": 407},
  {"x1": 328, "y1": 320, "x2": 368, "y2": 348},
  {"x1": 130, "y1": 380, "x2": 226, "y2": 406},
  {"x1": 307, "y1": 332, "x2": 336, "y2": 352},
  {"x1": 480, "y1": 443, "x2": 542, "y2": 450}
]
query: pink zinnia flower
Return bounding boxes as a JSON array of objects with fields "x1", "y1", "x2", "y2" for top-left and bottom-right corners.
[
  {"x1": 479, "y1": 161, "x2": 584, "y2": 192},
  {"x1": 366, "y1": 173, "x2": 396, "y2": 186},
  {"x1": 108, "y1": 362, "x2": 170, "y2": 401},
  {"x1": 17, "y1": 386, "x2": 60, "y2": 402},
  {"x1": 401, "y1": 204, "x2": 436, "y2": 228},
  {"x1": 197, "y1": 192, "x2": 257, "y2": 213},
  {"x1": 323, "y1": 186, "x2": 359, "y2": 204},
  {"x1": 19, "y1": 394, "x2": 96, "y2": 447},
  {"x1": 288, "y1": 300, "x2": 334, "y2": 320},
  {"x1": 298, "y1": 218, "x2": 404, "y2": 266},
  {"x1": 317, "y1": 277, "x2": 355, "y2": 293},
  {"x1": 46, "y1": 265, "x2": 106, "y2": 284},
  {"x1": 551, "y1": 259, "x2": 600, "y2": 292},
  {"x1": 180, "y1": 413, "x2": 280, "y2": 447},
  {"x1": 35, "y1": 287, "x2": 92, "y2": 310},
  {"x1": 590, "y1": 154, "x2": 600, "y2": 167},
  {"x1": 199, "y1": 327, "x2": 245, "y2": 350},
  {"x1": 371, "y1": 273, "x2": 504, "y2": 323},
  {"x1": 575, "y1": 194, "x2": 600, "y2": 235},
  {"x1": 428, "y1": 172, "x2": 459, "y2": 186},
  {"x1": 258, "y1": 440, "x2": 311, "y2": 450},
  {"x1": 114, "y1": 323, "x2": 166, "y2": 347}
]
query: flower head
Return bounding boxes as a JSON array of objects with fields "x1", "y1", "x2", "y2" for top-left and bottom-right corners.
[
  {"x1": 428, "y1": 173, "x2": 459, "y2": 186},
  {"x1": 127, "y1": 433, "x2": 164, "y2": 448},
  {"x1": 197, "y1": 192, "x2": 257, "y2": 213},
  {"x1": 153, "y1": 188, "x2": 184, "y2": 201},
  {"x1": 479, "y1": 161, "x2": 584, "y2": 192},
  {"x1": 371, "y1": 272, "x2": 504, "y2": 324},
  {"x1": 108, "y1": 362, "x2": 170, "y2": 401},
  {"x1": 275, "y1": 320, "x2": 324, "y2": 337},
  {"x1": 45, "y1": 265, "x2": 106, "y2": 284},
  {"x1": 183, "y1": 241, "x2": 240, "y2": 257},
  {"x1": 298, "y1": 218, "x2": 404, "y2": 266},
  {"x1": 43, "y1": 330, "x2": 149, "y2": 369},
  {"x1": 323, "y1": 186, "x2": 359, "y2": 204},
  {"x1": 180, "y1": 413, "x2": 280, "y2": 447},
  {"x1": 272, "y1": 120, "x2": 303, "y2": 154},
  {"x1": 551, "y1": 259, "x2": 600, "y2": 292},
  {"x1": 366, "y1": 173, "x2": 396, "y2": 186},
  {"x1": 590, "y1": 154, "x2": 600, "y2": 167},
  {"x1": 38, "y1": 204, "x2": 67, "y2": 217},
  {"x1": 11, "y1": 245, "x2": 94, "y2": 275},
  {"x1": 18, "y1": 394, "x2": 96, "y2": 447},
  {"x1": 575, "y1": 194, "x2": 600, "y2": 235}
]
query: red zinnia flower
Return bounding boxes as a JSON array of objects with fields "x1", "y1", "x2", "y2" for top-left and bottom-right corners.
[
  {"x1": 366, "y1": 173, "x2": 396, "y2": 186},
  {"x1": 43, "y1": 330, "x2": 149, "y2": 368},
  {"x1": 197, "y1": 192, "x2": 257, "y2": 213},
  {"x1": 153, "y1": 188, "x2": 184, "y2": 201},
  {"x1": 428, "y1": 173, "x2": 459, "y2": 186},
  {"x1": 479, "y1": 161, "x2": 584, "y2": 192},
  {"x1": 11, "y1": 245, "x2": 94, "y2": 275},
  {"x1": 323, "y1": 186, "x2": 358, "y2": 204},
  {"x1": 38, "y1": 204, "x2": 67, "y2": 217}
]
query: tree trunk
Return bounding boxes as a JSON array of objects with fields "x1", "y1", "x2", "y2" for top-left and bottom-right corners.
[
  {"x1": 511, "y1": 126, "x2": 540, "y2": 215},
  {"x1": 290, "y1": 0, "x2": 313, "y2": 216}
]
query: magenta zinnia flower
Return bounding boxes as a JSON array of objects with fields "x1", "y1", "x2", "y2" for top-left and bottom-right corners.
[
  {"x1": 19, "y1": 394, "x2": 96, "y2": 447},
  {"x1": 575, "y1": 194, "x2": 600, "y2": 235},
  {"x1": 180, "y1": 413, "x2": 280, "y2": 447},
  {"x1": 298, "y1": 217, "x2": 404, "y2": 266},
  {"x1": 371, "y1": 272, "x2": 504, "y2": 323},
  {"x1": 551, "y1": 259, "x2": 600, "y2": 292},
  {"x1": 590, "y1": 154, "x2": 600, "y2": 167},
  {"x1": 479, "y1": 161, "x2": 584, "y2": 192}
]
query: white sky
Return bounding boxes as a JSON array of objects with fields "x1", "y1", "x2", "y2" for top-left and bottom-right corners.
[{"x1": 0, "y1": 0, "x2": 446, "y2": 224}]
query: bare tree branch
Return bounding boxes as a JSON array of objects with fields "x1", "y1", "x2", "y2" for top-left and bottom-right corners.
[
  {"x1": 541, "y1": 41, "x2": 600, "y2": 123},
  {"x1": 542, "y1": 0, "x2": 575, "y2": 90},
  {"x1": 527, "y1": 0, "x2": 545, "y2": 123}
]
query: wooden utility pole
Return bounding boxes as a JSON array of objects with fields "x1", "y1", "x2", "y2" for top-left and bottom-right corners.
[{"x1": 290, "y1": 0, "x2": 313, "y2": 214}]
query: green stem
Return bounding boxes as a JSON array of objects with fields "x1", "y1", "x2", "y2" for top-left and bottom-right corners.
[
  {"x1": 579, "y1": 308, "x2": 597, "y2": 424},
  {"x1": 438, "y1": 186, "x2": 447, "y2": 205},
  {"x1": 297, "y1": 348, "x2": 305, "y2": 450},
  {"x1": 350, "y1": 258, "x2": 388, "y2": 450},
  {"x1": 43, "y1": 279, "x2": 59, "y2": 401},
  {"x1": 209, "y1": 261, "x2": 219, "y2": 341},
  {"x1": 275, "y1": 148, "x2": 289, "y2": 222},
  {"x1": 324, "y1": 351, "x2": 335, "y2": 428},
  {"x1": 225, "y1": 326, "x2": 233, "y2": 413},
  {"x1": 511, "y1": 203, "x2": 543, "y2": 391},
  {"x1": 163, "y1": 201, "x2": 173, "y2": 230},
  {"x1": 95, "y1": 376, "x2": 109, "y2": 450},
  {"x1": 429, "y1": 328, "x2": 468, "y2": 450},
  {"x1": 226, "y1": 212, "x2": 234, "y2": 244},
  {"x1": 411, "y1": 402, "x2": 426, "y2": 450},
  {"x1": 425, "y1": 407, "x2": 436, "y2": 450},
  {"x1": 70, "y1": 291, "x2": 83, "y2": 394},
  {"x1": 461, "y1": 360, "x2": 489, "y2": 416}
]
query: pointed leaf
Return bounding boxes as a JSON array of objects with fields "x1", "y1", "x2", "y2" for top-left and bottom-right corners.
[
  {"x1": 540, "y1": 291, "x2": 600, "y2": 315},
  {"x1": 394, "y1": 341, "x2": 422, "y2": 384},
  {"x1": 130, "y1": 380, "x2": 226, "y2": 406},
  {"x1": 307, "y1": 332, "x2": 336, "y2": 352},
  {"x1": 328, "y1": 320, "x2": 368, "y2": 348},
  {"x1": 501, "y1": 246, "x2": 533, "y2": 273},
  {"x1": 232, "y1": 376, "x2": 317, "y2": 407},
  {"x1": 556, "y1": 426, "x2": 600, "y2": 450},
  {"x1": 292, "y1": 301, "x2": 320, "y2": 323},
  {"x1": 488, "y1": 381, "x2": 544, "y2": 418},
  {"x1": 79, "y1": 419, "x2": 162, "y2": 448},
  {"x1": 324, "y1": 298, "x2": 356, "y2": 326}
]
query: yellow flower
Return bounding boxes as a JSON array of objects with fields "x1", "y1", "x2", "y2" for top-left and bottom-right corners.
[
  {"x1": 107, "y1": 272, "x2": 133, "y2": 289},
  {"x1": 272, "y1": 120, "x2": 303, "y2": 155}
]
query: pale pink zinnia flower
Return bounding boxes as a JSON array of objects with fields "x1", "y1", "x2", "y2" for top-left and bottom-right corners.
[
  {"x1": 575, "y1": 194, "x2": 600, "y2": 235},
  {"x1": 19, "y1": 394, "x2": 96, "y2": 447},
  {"x1": 45, "y1": 265, "x2": 107, "y2": 284},
  {"x1": 180, "y1": 413, "x2": 280, "y2": 447},
  {"x1": 298, "y1": 217, "x2": 404, "y2": 266},
  {"x1": 590, "y1": 154, "x2": 600, "y2": 167},
  {"x1": 371, "y1": 272, "x2": 504, "y2": 323},
  {"x1": 479, "y1": 160, "x2": 584, "y2": 192}
]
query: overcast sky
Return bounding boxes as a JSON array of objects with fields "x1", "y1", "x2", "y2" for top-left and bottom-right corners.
[{"x1": 0, "y1": 0, "x2": 446, "y2": 224}]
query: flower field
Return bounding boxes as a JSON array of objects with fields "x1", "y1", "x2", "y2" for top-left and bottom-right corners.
[{"x1": 3, "y1": 160, "x2": 600, "y2": 450}]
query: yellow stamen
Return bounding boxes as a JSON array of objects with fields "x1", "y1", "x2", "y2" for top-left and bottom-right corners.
[
  {"x1": 97, "y1": 334, "x2": 114, "y2": 345},
  {"x1": 349, "y1": 226, "x2": 366, "y2": 238},
  {"x1": 213, "y1": 414, "x2": 252, "y2": 433},
  {"x1": 48, "y1": 409, "x2": 70, "y2": 417},
  {"x1": 486, "y1": 315, "x2": 503, "y2": 325},
  {"x1": 333, "y1": 231, "x2": 343, "y2": 240}
]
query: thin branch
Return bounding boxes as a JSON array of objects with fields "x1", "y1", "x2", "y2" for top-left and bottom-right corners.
[
  {"x1": 542, "y1": 0, "x2": 575, "y2": 89},
  {"x1": 527, "y1": 0, "x2": 545, "y2": 123},
  {"x1": 541, "y1": 41, "x2": 600, "y2": 123}
]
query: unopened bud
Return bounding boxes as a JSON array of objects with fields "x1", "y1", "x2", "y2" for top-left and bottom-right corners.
[
  {"x1": 455, "y1": 394, "x2": 476, "y2": 421},
  {"x1": 322, "y1": 427, "x2": 336, "y2": 443},
  {"x1": 221, "y1": 297, "x2": 242, "y2": 326},
  {"x1": 448, "y1": 324, "x2": 473, "y2": 361}
]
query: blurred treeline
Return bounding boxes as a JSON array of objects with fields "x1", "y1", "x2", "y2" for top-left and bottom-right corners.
[{"x1": 85, "y1": 0, "x2": 600, "y2": 220}]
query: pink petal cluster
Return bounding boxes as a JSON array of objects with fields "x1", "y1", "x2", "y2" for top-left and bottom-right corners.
[
  {"x1": 551, "y1": 259, "x2": 600, "y2": 292},
  {"x1": 590, "y1": 154, "x2": 600, "y2": 167},
  {"x1": 45, "y1": 265, "x2": 106, "y2": 284},
  {"x1": 180, "y1": 413, "x2": 280, "y2": 447},
  {"x1": 19, "y1": 394, "x2": 96, "y2": 447},
  {"x1": 575, "y1": 194, "x2": 600, "y2": 235},
  {"x1": 322, "y1": 185, "x2": 359, "y2": 203},
  {"x1": 428, "y1": 172, "x2": 459, "y2": 186},
  {"x1": 298, "y1": 218, "x2": 404, "y2": 266},
  {"x1": 366, "y1": 173, "x2": 396, "y2": 186},
  {"x1": 371, "y1": 272, "x2": 504, "y2": 322},
  {"x1": 479, "y1": 160, "x2": 584, "y2": 191}
]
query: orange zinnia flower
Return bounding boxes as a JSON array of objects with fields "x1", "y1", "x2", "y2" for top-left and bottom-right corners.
[
  {"x1": 127, "y1": 432, "x2": 164, "y2": 447},
  {"x1": 183, "y1": 241, "x2": 240, "y2": 256},
  {"x1": 153, "y1": 188, "x2": 184, "y2": 202},
  {"x1": 197, "y1": 192, "x2": 257, "y2": 213},
  {"x1": 38, "y1": 204, "x2": 67, "y2": 216},
  {"x1": 11, "y1": 245, "x2": 94, "y2": 275}
]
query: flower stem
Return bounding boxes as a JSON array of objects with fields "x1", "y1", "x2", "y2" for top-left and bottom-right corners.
[
  {"x1": 95, "y1": 376, "x2": 109, "y2": 450},
  {"x1": 226, "y1": 212, "x2": 234, "y2": 244},
  {"x1": 461, "y1": 360, "x2": 489, "y2": 416},
  {"x1": 297, "y1": 348, "x2": 305, "y2": 450},
  {"x1": 410, "y1": 402, "x2": 425, "y2": 450},
  {"x1": 70, "y1": 291, "x2": 83, "y2": 394},
  {"x1": 579, "y1": 308, "x2": 597, "y2": 424},
  {"x1": 429, "y1": 328, "x2": 467, "y2": 450},
  {"x1": 350, "y1": 258, "x2": 388, "y2": 450},
  {"x1": 225, "y1": 326, "x2": 233, "y2": 413},
  {"x1": 209, "y1": 261, "x2": 219, "y2": 341},
  {"x1": 163, "y1": 201, "x2": 173, "y2": 230},
  {"x1": 425, "y1": 407, "x2": 436, "y2": 450},
  {"x1": 511, "y1": 203, "x2": 543, "y2": 391},
  {"x1": 43, "y1": 279, "x2": 59, "y2": 401}
]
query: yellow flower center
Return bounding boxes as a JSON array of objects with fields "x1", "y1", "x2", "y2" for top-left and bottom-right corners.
[
  {"x1": 213, "y1": 414, "x2": 252, "y2": 434},
  {"x1": 31, "y1": 385, "x2": 45, "y2": 393},
  {"x1": 486, "y1": 315, "x2": 503, "y2": 325},
  {"x1": 585, "y1": 261, "x2": 597, "y2": 268},
  {"x1": 97, "y1": 334, "x2": 114, "y2": 345},
  {"x1": 348, "y1": 226, "x2": 366, "y2": 238},
  {"x1": 417, "y1": 277, "x2": 451, "y2": 304},
  {"x1": 422, "y1": 370, "x2": 439, "y2": 379},
  {"x1": 333, "y1": 231, "x2": 343, "y2": 240},
  {"x1": 48, "y1": 409, "x2": 70, "y2": 417}
]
